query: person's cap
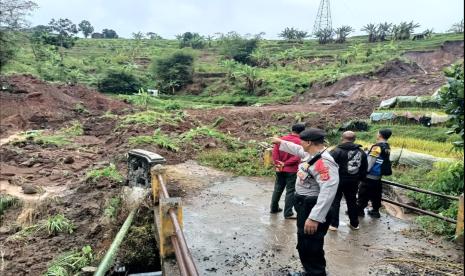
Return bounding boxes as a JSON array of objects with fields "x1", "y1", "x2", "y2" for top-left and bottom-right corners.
[
  {"x1": 379, "y1": 128, "x2": 392, "y2": 140},
  {"x1": 299, "y1": 128, "x2": 326, "y2": 142}
]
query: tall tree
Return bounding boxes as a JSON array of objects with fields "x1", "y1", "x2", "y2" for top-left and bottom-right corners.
[
  {"x1": 78, "y1": 20, "x2": 94, "y2": 38},
  {"x1": 47, "y1": 18, "x2": 78, "y2": 79},
  {"x1": 102, "y1": 29, "x2": 118, "y2": 38},
  {"x1": 448, "y1": 19, "x2": 464, "y2": 33},
  {"x1": 0, "y1": 0, "x2": 37, "y2": 67},
  {"x1": 361, "y1": 23, "x2": 377, "y2": 42},
  {"x1": 279, "y1": 27, "x2": 308, "y2": 42},
  {"x1": 377, "y1": 22, "x2": 392, "y2": 41},
  {"x1": 335, "y1": 26, "x2": 353, "y2": 43}
]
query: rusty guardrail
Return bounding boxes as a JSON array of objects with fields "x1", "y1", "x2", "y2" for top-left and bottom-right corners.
[
  {"x1": 381, "y1": 180, "x2": 464, "y2": 242},
  {"x1": 151, "y1": 165, "x2": 199, "y2": 276}
]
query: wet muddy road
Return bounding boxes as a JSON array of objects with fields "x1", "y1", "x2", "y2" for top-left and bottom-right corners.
[{"x1": 171, "y1": 162, "x2": 463, "y2": 276}]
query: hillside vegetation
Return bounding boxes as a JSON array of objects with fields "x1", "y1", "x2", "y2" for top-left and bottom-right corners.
[{"x1": 4, "y1": 33, "x2": 463, "y2": 104}]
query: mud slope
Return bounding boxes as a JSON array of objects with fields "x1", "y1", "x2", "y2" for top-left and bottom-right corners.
[
  {"x1": 298, "y1": 40, "x2": 464, "y2": 105},
  {"x1": 0, "y1": 75, "x2": 130, "y2": 136}
]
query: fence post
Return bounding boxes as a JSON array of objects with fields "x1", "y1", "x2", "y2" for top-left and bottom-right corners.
[
  {"x1": 151, "y1": 164, "x2": 166, "y2": 204},
  {"x1": 264, "y1": 148, "x2": 273, "y2": 167},
  {"x1": 159, "y1": 197, "x2": 183, "y2": 258},
  {"x1": 456, "y1": 193, "x2": 464, "y2": 244}
]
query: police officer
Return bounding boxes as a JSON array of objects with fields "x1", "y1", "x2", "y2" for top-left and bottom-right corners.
[{"x1": 272, "y1": 128, "x2": 339, "y2": 276}]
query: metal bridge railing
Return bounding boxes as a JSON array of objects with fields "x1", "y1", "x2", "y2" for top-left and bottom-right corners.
[
  {"x1": 151, "y1": 165, "x2": 199, "y2": 276},
  {"x1": 381, "y1": 180, "x2": 464, "y2": 241}
]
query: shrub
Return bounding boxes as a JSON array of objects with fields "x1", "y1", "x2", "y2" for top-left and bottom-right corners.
[
  {"x1": 219, "y1": 32, "x2": 259, "y2": 65},
  {"x1": 129, "y1": 129, "x2": 180, "y2": 152},
  {"x1": 98, "y1": 70, "x2": 142, "y2": 93},
  {"x1": 45, "y1": 214, "x2": 75, "y2": 235},
  {"x1": 86, "y1": 164, "x2": 123, "y2": 183},
  {"x1": 198, "y1": 146, "x2": 272, "y2": 176},
  {"x1": 45, "y1": 246, "x2": 93, "y2": 276},
  {"x1": 181, "y1": 126, "x2": 239, "y2": 149},
  {"x1": 152, "y1": 51, "x2": 194, "y2": 94},
  {"x1": 0, "y1": 195, "x2": 19, "y2": 215}
]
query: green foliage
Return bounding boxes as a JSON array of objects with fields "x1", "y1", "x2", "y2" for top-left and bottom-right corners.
[
  {"x1": 153, "y1": 51, "x2": 194, "y2": 94},
  {"x1": 86, "y1": 163, "x2": 123, "y2": 183},
  {"x1": 448, "y1": 19, "x2": 464, "y2": 33},
  {"x1": 78, "y1": 20, "x2": 94, "y2": 38},
  {"x1": 129, "y1": 129, "x2": 180, "y2": 152},
  {"x1": 45, "y1": 214, "x2": 75, "y2": 235},
  {"x1": 198, "y1": 146, "x2": 272, "y2": 176},
  {"x1": 98, "y1": 70, "x2": 142, "y2": 93},
  {"x1": 0, "y1": 31, "x2": 17, "y2": 67},
  {"x1": 104, "y1": 196, "x2": 122, "y2": 220},
  {"x1": 314, "y1": 28, "x2": 334, "y2": 44},
  {"x1": 335, "y1": 26, "x2": 354, "y2": 43},
  {"x1": 0, "y1": 195, "x2": 20, "y2": 215},
  {"x1": 387, "y1": 162, "x2": 463, "y2": 237},
  {"x1": 237, "y1": 64, "x2": 262, "y2": 94},
  {"x1": 121, "y1": 110, "x2": 184, "y2": 127},
  {"x1": 61, "y1": 121, "x2": 84, "y2": 136},
  {"x1": 181, "y1": 126, "x2": 239, "y2": 149},
  {"x1": 439, "y1": 63, "x2": 464, "y2": 148},
  {"x1": 102, "y1": 28, "x2": 118, "y2": 38},
  {"x1": 413, "y1": 162, "x2": 463, "y2": 237},
  {"x1": 219, "y1": 32, "x2": 259, "y2": 64},
  {"x1": 279, "y1": 27, "x2": 308, "y2": 42},
  {"x1": 45, "y1": 246, "x2": 93, "y2": 276},
  {"x1": 176, "y1": 32, "x2": 205, "y2": 49}
]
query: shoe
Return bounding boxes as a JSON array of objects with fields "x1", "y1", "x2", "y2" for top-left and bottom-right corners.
[
  {"x1": 270, "y1": 208, "x2": 283, "y2": 214},
  {"x1": 368, "y1": 210, "x2": 381, "y2": 218},
  {"x1": 329, "y1": 225, "x2": 338, "y2": 231},
  {"x1": 285, "y1": 214, "x2": 297, "y2": 219},
  {"x1": 349, "y1": 224, "x2": 360, "y2": 230}
]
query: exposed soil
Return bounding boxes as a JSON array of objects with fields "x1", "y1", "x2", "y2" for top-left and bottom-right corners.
[{"x1": 0, "y1": 40, "x2": 463, "y2": 275}]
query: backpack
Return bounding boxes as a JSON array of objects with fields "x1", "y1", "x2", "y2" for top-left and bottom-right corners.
[
  {"x1": 368, "y1": 142, "x2": 392, "y2": 176},
  {"x1": 347, "y1": 149, "x2": 363, "y2": 175}
]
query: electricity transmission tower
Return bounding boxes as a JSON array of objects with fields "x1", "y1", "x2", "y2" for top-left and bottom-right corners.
[{"x1": 312, "y1": 0, "x2": 332, "y2": 35}]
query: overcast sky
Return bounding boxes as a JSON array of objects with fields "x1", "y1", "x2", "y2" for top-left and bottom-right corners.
[{"x1": 28, "y1": 0, "x2": 464, "y2": 38}]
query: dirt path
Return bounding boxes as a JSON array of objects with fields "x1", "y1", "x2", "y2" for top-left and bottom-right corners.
[{"x1": 169, "y1": 162, "x2": 464, "y2": 276}]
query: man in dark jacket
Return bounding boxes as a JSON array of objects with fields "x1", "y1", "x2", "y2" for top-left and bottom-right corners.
[
  {"x1": 271, "y1": 123, "x2": 305, "y2": 218},
  {"x1": 357, "y1": 129, "x2": 392, "y2": 218},
  {"x1": 329, "y1": 131, "x2": 367, "y2": 230}
]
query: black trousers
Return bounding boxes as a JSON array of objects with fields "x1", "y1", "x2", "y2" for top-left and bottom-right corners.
[
  {"x1": 270, "y1": 172, "x2": 296, "y2": 217},
  {"x1": 330, "y1": 179, "x2": 359, "y2": 227},
  {"x1": 357, "y1": 178, "x2": 382, "y2": 212},
  {"x1": 295, "y1": 194, "x2": 331, "y2": 276}
]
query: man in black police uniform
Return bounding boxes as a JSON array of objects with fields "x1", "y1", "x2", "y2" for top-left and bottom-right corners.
[{"x1": 272, "y1": 128, "x2": 339, "y2": 276}]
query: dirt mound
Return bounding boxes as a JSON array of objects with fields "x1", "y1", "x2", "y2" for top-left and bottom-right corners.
[
  {"x1": 0, "y1": 75, "x2": 130, "y2": 136},
  {"x1": 403, "y1": 40, "x2": 464, "y2": 72},
  {"x1": 372, "y1": 59, "x2": 424, "y2": 78}
]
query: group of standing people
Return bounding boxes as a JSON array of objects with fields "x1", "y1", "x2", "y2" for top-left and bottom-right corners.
[{"x1": 270, "y1": 124, "x2": 392, "y2": 276}]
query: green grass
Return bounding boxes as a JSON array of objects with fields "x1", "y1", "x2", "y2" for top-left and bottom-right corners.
[
  {"x1": 121, "y1": 110, "x2": 184, "y2": 127},
  {"x1": 45, "y1": 245, "x2": 93, "y2": 276},
  {"x1": 181, "y1": 126, "x2": 240, "y2": 149},
  {"x1": 45, "y1": 214, "x2": 75, "y2": 235},
  {"x1": 0, "y1": 195, "x2": 20, "y2": 215},
  {"x1": 61, "y1": 121, "x2": 84, "y2": 136},
  {"x1": 356, "y1": 124, "x2": 460, "y2": 143},
  {"x1": 86, "y1": 164, "x2": 124, "y2": 183},
  {"x1": 129, "y1": 129, "x2": 180, "y2": 152},
  {"x1": 386, "y1": 162, "x2": 463, "y2": 238},
  {"x1": 198, "y1": 146, "x2": 273, "y2": 177},
  {"x1": 104, "y1": 196, "x2": 122, "y2": 221},
  {"x1": 7, "y1": 213, "x2": 74, "y2": 241}
]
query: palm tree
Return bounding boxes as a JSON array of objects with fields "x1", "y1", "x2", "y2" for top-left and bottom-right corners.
[
  {"x1": 377, "y1": 22, "x2": 392, "y2": 41},
  {"x1": 335, "y1": 26, "x2": 354, "y2": 43},
  {"x1": 314, "y1": 28, "x2": 334, "y2": 44},
  {"x1": 361, "y1": 23, "x2": 377, "y2": 42}
]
